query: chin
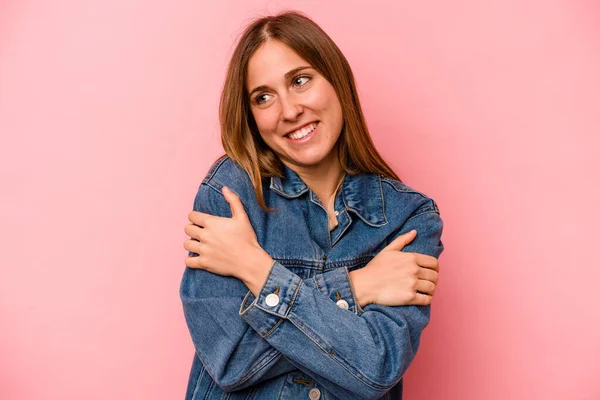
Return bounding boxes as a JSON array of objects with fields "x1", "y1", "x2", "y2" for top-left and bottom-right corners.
[{"x1": 289, "y1": 155, "x2": 331, "y2": 168}]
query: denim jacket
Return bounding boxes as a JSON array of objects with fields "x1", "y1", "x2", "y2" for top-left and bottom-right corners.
[{"x1": 180, "y1": 155, "x2": 444, "y2": 400}]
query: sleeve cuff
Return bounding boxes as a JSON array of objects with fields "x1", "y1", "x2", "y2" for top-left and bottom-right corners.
[
  {"x1": 314, "y1": 266, "x2": 364, "y2": 315},
  {"x1": 239, "y1": 261, "x2": 302, "y2": 337}
]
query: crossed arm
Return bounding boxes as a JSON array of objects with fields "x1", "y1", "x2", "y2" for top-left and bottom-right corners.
[{"x1": 180, "y1": 182, "x2": 443, "y2": 399}]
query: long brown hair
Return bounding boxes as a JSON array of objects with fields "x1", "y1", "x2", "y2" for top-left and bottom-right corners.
[{"x1": 219, "y1": 10, "x2": 401, "y2": 211}]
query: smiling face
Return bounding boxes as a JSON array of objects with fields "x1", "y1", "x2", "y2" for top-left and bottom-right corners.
[{"x1": 246, "y1": 40, "x2": 344, "y2": 174}]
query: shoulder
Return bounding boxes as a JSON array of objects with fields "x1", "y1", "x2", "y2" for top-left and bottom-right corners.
[
  {"x1": 201, "y1": 155, "x2": 248, "y2": 187},
  {"x1": 378, "y1": 176, "x2": 444, "y2": 256},
  {"x1": 199, "y1": 154, "x2": 258, "y2": 206},
  {"x1": 379, "y1": 175, "x2": 441, "y2": 219}
]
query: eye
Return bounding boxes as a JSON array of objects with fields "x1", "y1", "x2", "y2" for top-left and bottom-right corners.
[
  {"x1": 254, "y1": 93, "x2": 272, "y2": 105},
  {"x1": 292, "y1": 75, "x2": 311, "y2": 87}
]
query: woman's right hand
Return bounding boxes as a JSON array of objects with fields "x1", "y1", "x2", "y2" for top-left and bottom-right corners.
[{"x1": 349, "y1": 230, "x2": 439, "y2": 308}]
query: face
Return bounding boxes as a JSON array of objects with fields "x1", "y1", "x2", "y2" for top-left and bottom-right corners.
[{"x1": 246, "y1": 40, "x2": 344, "y2": 173}]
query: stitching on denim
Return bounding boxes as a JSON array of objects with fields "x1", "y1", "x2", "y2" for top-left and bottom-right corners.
[
  {"x1": 380, "y1": 177, "x2": 430, "y2": 199},
  {"x1": 270, "y1": 183, "x2": 309, "y2": 199},
  {"x1": 191, "y1": 351, "x2": 219, "y2": 396},
  {"x1": 314, "y1": 275, "x2": 323, "y2": 293},
  {"x1": 289, "y1": 279, "x2": 303, "y2": 310},
  {"x1": 259, "y1": 260, "x2": 278, "y2": 295},
  {"x1": 239, "y1": 293, "x2": 251, "y2": 314},
  {"x1": 263, "y1": 317, "x2": 284, "y2": 337},
  {"x1": 293, "y1": 378, "x2": 312, "y2": 386},
  {"x1": 343, "y1": 266, "x2": 364, "y2": 315},
  {"x1": 191, "y1": 356, "x2": 205, "y2": 400},
  {"x1": 344, "y1": 206, "x2": 388, "y2": 228},
  {"x1": 230, "y1": 348, "x2": 281, "y2": 390},
  {"x1": 327, "y1": 255, "x2": 374, "y2": 268},
  {"x1": 377, "y1": 175, "x2": 389, "y2": 225},
  {"x1": 247, "y1": 386, "x2": 258, "y2": 400},
  {"x1": 201, "y1": 154, "x2": 229, "y2": 185},
  {"x1": 286, "y1": 316, "x2": 399, "y2": 392},
  {"x1": 406, "y1": 209, "x2": 439, "y2": 223},
  {"x1": 202, "y1": 180, "x2": 226, "y2": 199},
  {"x1": 201, "y1": 347, "x2": 281, "y2": 391},
  {"x1": 330, "y1": 209, "x2": 354, "y2": 247},
  {"x1": 202, "y1": 371, "x2": 215, "y2": 400},
  {"x1": 340, "y1": 175, "x2": 387, "y2": 228}
]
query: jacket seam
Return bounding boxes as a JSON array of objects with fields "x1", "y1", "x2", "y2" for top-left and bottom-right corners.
[
  {"x1": 406, "y1": 209, "x2": 439, "y2": 223},
  {"x1": 226, "y1": 347, "x2": 282, "y2": 390},
  {"x1": 380, "y1": 177, "x2": 430, "y2": 198},
  {"x1": 198, "y1": 346, "x2": 283, "y2": 392},
  {"x1": 342, "y1": 266, "x2": 364, "y2": 315},
  {"x1": 201, "y1": 154, "x2": 229, "y2": 185},
  {"x1": 286, "y1": 315, "x2": 394, "y2": 394}
]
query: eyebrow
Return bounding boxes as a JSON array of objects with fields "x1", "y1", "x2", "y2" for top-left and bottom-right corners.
[{"x1": 248, "y1": 66, "x2": 312, "y2": 97}]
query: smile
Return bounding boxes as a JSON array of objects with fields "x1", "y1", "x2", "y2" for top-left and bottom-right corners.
[{"x1": 285, "y1": 122, "x2": 319, "y2": 141}]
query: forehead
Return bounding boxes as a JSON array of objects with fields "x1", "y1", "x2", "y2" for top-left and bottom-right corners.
[{"x1": 246, "y1": 40, "x2": 310, "y2": 89}]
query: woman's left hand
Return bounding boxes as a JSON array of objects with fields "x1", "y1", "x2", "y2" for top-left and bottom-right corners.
[{"x1": 183, "y1": 186, "x2": 273, "y2": 296}]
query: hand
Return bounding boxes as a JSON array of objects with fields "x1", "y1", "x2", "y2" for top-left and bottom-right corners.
[
  {"x1": 349, "y1": 230, "x2": 439, "y2": 308},
  {"x1": 183, "y1": 186, "x2": 273, "y2": 296}
]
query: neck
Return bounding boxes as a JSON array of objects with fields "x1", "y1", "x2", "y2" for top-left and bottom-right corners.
[{"x1": 282, "y1": 149, "x2": 345, "y2": 206}]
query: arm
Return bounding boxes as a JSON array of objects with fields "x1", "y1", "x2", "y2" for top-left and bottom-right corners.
[
  {"x1": 181, "y1": 182, "x2": 444, "y2": 397},
  {"x1": 238, "y1": 207, "x2": 443, "y2": 399},
  {"x1": 180, "y1": 183, "x2": 370, "y2": 391}
]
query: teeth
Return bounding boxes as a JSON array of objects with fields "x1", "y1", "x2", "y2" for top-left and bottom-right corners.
[{"x1": 288, "y1": 123, "x2": 317, "y2": 140}]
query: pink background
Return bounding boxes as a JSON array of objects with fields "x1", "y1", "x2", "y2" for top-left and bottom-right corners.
[{"x1": 1, "y1": 1, "x2": 599, "y2": 399}]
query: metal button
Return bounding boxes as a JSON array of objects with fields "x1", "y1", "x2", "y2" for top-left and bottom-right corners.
[
  {"x1": 334, "y1": 210, "x2": 339, "y2": 216},
  {"x1": 265, "y1": 293, "x2": 280, "y2": 307},
  {"x1": 308, "y1": 388, "x2": 321, "y2": 400},
  {"x1": 336, "y1": 299, "x2": 349, "y2": 310}
]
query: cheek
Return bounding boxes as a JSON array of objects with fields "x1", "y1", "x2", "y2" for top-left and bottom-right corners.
[
  {"x1": 252, "y1": 109, "x2": 278, "y2": 136},
  {"x1": 314, "y1": 84, "x2": 342, "y2": 119}
]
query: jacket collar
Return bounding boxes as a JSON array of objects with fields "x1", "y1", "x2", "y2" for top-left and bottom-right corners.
[{"x1": 269, "y1": 163, "x2": 387, "y2": 227}]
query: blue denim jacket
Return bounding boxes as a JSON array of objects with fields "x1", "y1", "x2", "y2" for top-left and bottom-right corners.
[{"x1": 180, "y1": 155, "x2": 444, "y2": 400}]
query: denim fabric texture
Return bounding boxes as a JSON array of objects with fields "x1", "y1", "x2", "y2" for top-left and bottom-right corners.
[{"x1": 180, "y1": 155, "x2": 444, "y2": 400}]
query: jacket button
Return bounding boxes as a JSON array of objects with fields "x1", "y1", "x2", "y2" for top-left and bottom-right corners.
[
  {"x1": 265, "y1": 293, "x2": 280, "y2": 307},
  {"x1": 308, "y1": 388, "x2": 321, "y2": 400},
  {"x1": 336, "y1": 299, "x2": 349, "y2": 310}
]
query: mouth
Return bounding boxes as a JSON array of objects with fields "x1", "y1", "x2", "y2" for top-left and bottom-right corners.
[{"x1": 284, "y1": 121, "x2": 319, "y2": 141}]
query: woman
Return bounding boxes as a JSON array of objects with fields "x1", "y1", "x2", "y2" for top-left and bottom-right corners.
[{"x1": 180, "y1": 11, "x2": 444, "y2": 400}]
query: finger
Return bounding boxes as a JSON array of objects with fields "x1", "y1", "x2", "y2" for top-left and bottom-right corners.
[
  {"x1": 184, "y1": 255, "x2": 206, "y2": 269},
  {"x1": 222, "y1": 186, "x2": 248, "y2": 220},
  {"x1": 188, "y1": 211, "x2": 215, "y2": 227},
  {"x1": 184, "y1": 223, "x2": 203, "y2": 240},
  {"x1": 416, "y1": 279, "x2": 436, "y2": 296},
  {"x1": 383, "y1": 230, "x2": 417, "y2": 252},
  {"x1": 417, "y1": 268, "x2": 439, "y2": 285},
  {"x1": 410, "y1": 293, "x2": 433, "y2": 306},
  {"x1": 415, "y1": 254, "x2": 439, "y2": 271},
  {"x1": 183, "y1": 239, "x2": 202, "y2": 254}
]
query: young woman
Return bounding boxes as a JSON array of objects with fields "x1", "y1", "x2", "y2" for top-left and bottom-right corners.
[{"x1": 180, "y1": 11, "x2": 444, "y2": 400}]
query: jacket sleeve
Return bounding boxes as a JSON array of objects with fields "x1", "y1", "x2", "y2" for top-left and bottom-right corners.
[
  {"x1": 238, "y1": 204, "x2": 444, "y2": 399},
  {"x1": 180, "y1": 182, "x2": 369, "y2": 391}
]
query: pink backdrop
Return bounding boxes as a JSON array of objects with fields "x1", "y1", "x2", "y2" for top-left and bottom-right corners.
[{"x1": 1, "y1": 1, "x2": 599, "y2": 399}]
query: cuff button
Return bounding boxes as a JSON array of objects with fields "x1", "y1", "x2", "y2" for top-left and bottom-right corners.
[
  {"x1": 265, "y1": 293, "x2": 280, "y2": 307},
  {"x1": 336, "y1": 299, "x2": 349, "y2": 310},
  {"x1": 308, "y1": 388, "x2": 321, "y2": 400}
]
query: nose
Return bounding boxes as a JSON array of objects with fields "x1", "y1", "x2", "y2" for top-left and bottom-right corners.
[{"x1": 279, "y1": 93, "x2": 303, "y2": 121}]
